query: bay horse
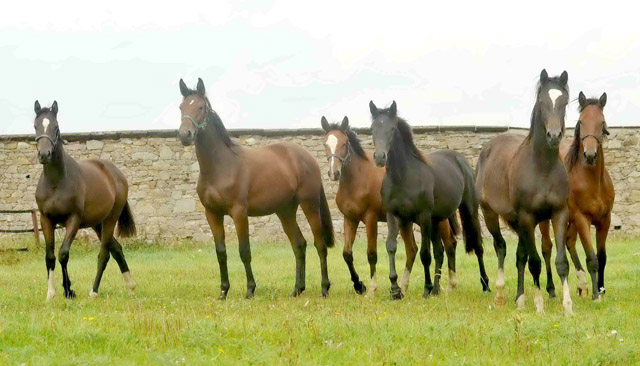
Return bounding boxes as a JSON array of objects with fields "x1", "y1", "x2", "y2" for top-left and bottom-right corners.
[
  {"x1": 178, "y1": 78, "x2": 334, "y2": 299},
  {"x1": 33, "y1": 101, "x2": 137, "y2": 300},
  {"x1": 539, "y1": 91, "x2": 614, "y2": 301},
  {"x1": 475, "y1": 69, "x2": 573, "y2": 315},
  {"x1": 369, "y1": 101, "x2": 488, "y2": 299},
  {"x1": 321, "y1": 116, "x2": 469, "y2": 298}
]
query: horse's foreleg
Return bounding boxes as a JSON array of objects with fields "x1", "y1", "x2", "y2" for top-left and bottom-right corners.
[
  {"x1": 90, "y1": 219, "x2": 118, "y2": 298},
  {"x1": 230, "y1": 208, "x2": 255, "y2": 299},
  {"x1": 566, "y1": 219, "x2": 588, "y2": 298},
  {"x1": 109, "y1": 237, "x2": 135, "y2": 295},
  {"x1": 595, "y1": 215, "x2": 610, "y2": 299},
  {"x1": 342, "y1": 218, "x2": 363, "y2": 294},
  {"x1": 59, "y1": 215, "x2": 81, "y2": 299},
  {"x1": 525, "y1": 224, "x2": 543, "y2": 313},
  {"x1": 483, "y1": 206, "x2": 507, "y2": 308},
  {"x1": 552, "y1": 208, "x2": 573, "y2": 316},
  {"x1": 277, "y1": 208, "x2": 307, "y2": 297},
  {"x1": 364, "y1": 213, "x2": 378, "y2": 297},
  {"x1": 398, "y1": 220, "x2": 418, "y2": 296},
  {"x1": 205, "y1": 209, "x2": 229, "y2": 300},
  {"x1": 539, "y1": 221, "x2": 556, "y2": 298},
  {"x1": 429, "y1": 219, "x2": 444, "y2": 297},
  {"x1": 300, "y1": 200, "x2": 331, "y2": 297},
  {"x1": 42, "y1": 215, "x2": 56, "y2": 301},
  {"x1": 385, "y1": 213, "x2": 402, "y2": 299}
]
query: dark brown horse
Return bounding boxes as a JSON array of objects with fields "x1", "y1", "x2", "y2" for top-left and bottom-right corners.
[
  {"x1": 369, "y1": 101, "x2": 489, "y2": 299},
  {"x1": 539, "y1": 91, "x2": 614, "y2": 301},
  {"x1": 475, "y1": 69, "x2": 574, "y2": 315},
  {"x1": 33, "y1": 101, "x2": 137, "y2": 300},
  {"x1": 321, "y1": 116, "x2": 465, "y2": 297},
  {"x1": 178, "y1": 78, "x2": 334, "y2": 299}
]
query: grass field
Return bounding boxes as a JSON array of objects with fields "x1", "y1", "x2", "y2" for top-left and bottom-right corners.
[{"x1": 0, "y1": 236, "x2": 639, "y2": 365}]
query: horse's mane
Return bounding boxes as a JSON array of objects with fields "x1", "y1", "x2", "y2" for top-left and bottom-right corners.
[
  {"x1": 526, "y1": 76, "x2": 569, "y2": 141},
  {"x1": 566, "y1": 98, "x2": 603, "y2": 169},
  {"x1": 324, "y1": 123, "x2": 368, "y2": 160},
  {"x1": 394, "y1": 116, "x2": 427, "y2": 164},
  {"x1": 182, "y1": 88, "x2": 236, "y2": 149}
]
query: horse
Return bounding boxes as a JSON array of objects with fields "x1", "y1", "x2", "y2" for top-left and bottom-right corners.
[
  {"x1": 475, "y1": 69, "x2": 574, "y2": 315},
  {"x1": 177, "y1": 78, "x2": 335, "y2": 299},
  {"x1": 539, "y1": 91, "x2": 614, "y2": 301},
  {"x1": 321, "y1": 116, "x2": 468, "y2": 297},
  {"x1": 33, "y1": 101, "x2": 137, "y2": 300},
  {"x1": 369, "y1": 101, "x2": 489, "y2": 299}
]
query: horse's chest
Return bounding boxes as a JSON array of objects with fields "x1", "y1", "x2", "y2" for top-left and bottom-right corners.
[{"x1": 384, "y1": 190, "x2": 421, "y2": 220}]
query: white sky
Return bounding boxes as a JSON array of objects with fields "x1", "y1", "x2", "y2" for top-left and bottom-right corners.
[{"x1": 1, "y1": 0, "x2": 639, "y2": 134}]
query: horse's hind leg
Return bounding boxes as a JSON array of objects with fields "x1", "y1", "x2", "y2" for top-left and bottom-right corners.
[
  {"x1": 109, "y1": 238, "x2": 136, "y2": 294},
  {"x1": 566, "y1": 221, "x2": 588, "y2": 297},
  {"x1": 205, "y1": 209, "x2": 229, "y2": 300},
  {"x1": 441, "y1": 222, "x2": 457, "y2": 291},
  {"x1": 428, "y1": 219, "x2": 445, "y2": 297},
  {"x1": 364, "y1": 212, "x2": 379, "y2": 297},
  {"x1": 230, "y1": 207, "x2": 256, "y2": 299},
  {"x1": 385, "y1": 213, "x2": 402, "y2": 300},
  {"x1": 277, "y1": 207, "x2": 308, "y2": 297},
  {"x1": 552, "y1": 208, "x2": 574, "y2": 316},
  {"x1": 539, "y1": 221, "x2": 556, "y2": 298},
  {"x1": 595, "y1": 215, "x2": 610, "y2": 298},
  {"x1": 482, "y1": 205, "x2": 507, "y2": 307},
  {"x1": 59, "y1": 215, "x2": 81, "y2": 299},
  {"x1": 342, "y1": 218, "x2": 365, "y2": 294},
  {"x1": 90, "y1": 219, "x2": 118, "y2": 297},
  {"x1": 524, "y1": 223, "x2": 543, "y2": 313},
  {"x1": 300, "y1": 199, "x2": 331, "y2": 297},
  {"x1": 42, "y1": 215, "x2": 57, "y2": 301}
]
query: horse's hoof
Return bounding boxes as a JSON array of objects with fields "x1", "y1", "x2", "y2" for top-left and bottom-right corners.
[
  {"x1": 64, "y1": 290, "x2": 76, "y2": 299},
  {"x1": 354, "y1": 281, "x2": 366, "y2": 295},
  {"x1": 578, "y1": 287, "x2": 589, "y2": 298},
  {"x1": 391, "y1": 291, "x2": 404, "y2": 300},
  {"x1": 46, "y1": 290, "x2": 56, "y2": 301},
  {"x1": 217, "y1": 292, "x2": 228, "y2": 301},
  {"x1": 592, "y1": 293, "x2": 602, "y2": 302},
  {"x1": 245, "y1": 289, "x2": 255, "y2": 299},
  {"x1": 431, "y1": 286, "x2": 440, "y2": 296},
  {"x1": 494, "y1": 295, "x2": 507, "y2": 309},
  {"x1": 422, "y1": 287, "x2": 433, "y2": 299},
  {"x1": 321, "y1": 290, "x2": 329, "y2": 298},
  {"x1": 291, "y1": 287, "x2": 305, "y2": 297},
  {"x1": 599, "y1": 287, "x2": 606, "y2": 295},
  {"x1": 547, "y1": 288, "x2": 556, "y2": 298},
  {"x1": 89, "y1": 290, "x2": 98, "y2": 298}
]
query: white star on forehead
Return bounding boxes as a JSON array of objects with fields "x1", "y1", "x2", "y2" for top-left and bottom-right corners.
[
  {"x1": 548, "y1": 89, "x2": 563, "y2": 108},
  {"x1": 42, "y1": 118, "x2": 50, "y2": 131},
  {"x1": 189, "y1": 100, "x2": 195, "y2": 105}
]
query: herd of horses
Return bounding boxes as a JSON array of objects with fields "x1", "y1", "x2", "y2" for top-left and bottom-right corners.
[{"x1": 31, "y1": 69, "x2": 614, "y2": 315}]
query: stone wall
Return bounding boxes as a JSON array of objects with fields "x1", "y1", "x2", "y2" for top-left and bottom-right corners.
[{"x1": 1, "y1": 126, "x2": 638, "y2": 244}]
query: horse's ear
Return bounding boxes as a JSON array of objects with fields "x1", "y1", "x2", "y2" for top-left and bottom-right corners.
[
  {"x1": 369, "y1": 101, "x2": 378, "y2": 117},
  {"x1": 540, "y1": 69, "x2": 548, "y2": 83},
  {"x1": 578, "y1": 91, "x2": 586, "y2": 108},
  {"x1": 340, "y1": 116, "x2": 349, "y2": 130},
  {"x1": 179, "y1": 79, "x2": 190, "y2": 97},
  {"x1": 51, "y1": 101, "x2": 58, "y2": 115},
  {"x1": 34, "y1": 100, "x2": 41, "y2": 115},
  {"x1": 321, "y1": 116, "x2": 330, "y2": 132},
  {"x1": 196, "y1": 78, "x2": 206, "y2": 96},
  {"x1": 389, "y1": 101, "x2": 397, "y2": 116},
  {"x1": 599, "y1": 92, "x2": 607, "y2": 109},
  {"x1": 560, "y1": 71, "x2": 568, "y2": 86}
]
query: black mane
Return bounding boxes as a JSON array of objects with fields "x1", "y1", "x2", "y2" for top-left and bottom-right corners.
[
  {"x1": 324, "y1": 123, "x2": 368, "y2": 160},
  {"x1": 183, "y1": 88, "x2": 236, "y2": 148},
  {"x1": 395, "y1": 117, "x2": 427, "y2": 164}
]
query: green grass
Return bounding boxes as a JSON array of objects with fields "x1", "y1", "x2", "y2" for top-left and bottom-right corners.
[{"x1": 1, "y1": 236, "x2": 639, "y2": 365}]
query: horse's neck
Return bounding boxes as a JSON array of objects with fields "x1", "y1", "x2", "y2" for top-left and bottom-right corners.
[
  {"x1": 195, "y1": 124, "x2": 238, "y2": 179},
  {"x1": 386, "y1": 134, "x2": 419, "y2": 184},
  {"x1": 42, "y1": 145, "x2": 70, "y2": 186},
  {"x1": 339, "y1": 152, "x2": 368, "y2": 190}
]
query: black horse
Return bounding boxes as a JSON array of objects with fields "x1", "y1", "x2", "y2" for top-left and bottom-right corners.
[{"x1": 369, "y1": 101, "x2": 488, "y2": 299}]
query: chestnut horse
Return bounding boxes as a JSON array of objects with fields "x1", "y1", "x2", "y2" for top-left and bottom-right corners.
[
  {"x1": 177, "y1": 78, "x2": 334, "y2": 299},
  {"x1": 539, "y1": 92, "x2": 614, "y2": 301},
  {"x1": 475, "y1": 70, "x2": 573, "y2": 315},
  {"x1": 321, "y1": 116, "x2": 469, "y2": 297},
  {"x1": 369, "y1": 101, "x2": 489, "y2": 299},
  {"x1": 33, "y1": 101, "x2": 137, "y2": 300}
]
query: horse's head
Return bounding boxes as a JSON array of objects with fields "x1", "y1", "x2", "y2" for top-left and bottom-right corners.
[
  {"x1": 33, "y1": 100, "x2": 60, "y2": 164},
  {"x1": 321, "y1": 116, "x2": 350, "y2": 181},
  {"x1": 536, "y1": 69, "x2": 569, "y2": 147},
  {"x1": 178, "y1": 78, "x2": 209, "y2": 146},
  {"x1": 369, "y1": 100, "x2": 398, "y2": 167},
  {"x1": 577, "y1": 91, "x2": 608, "y2": 166}
]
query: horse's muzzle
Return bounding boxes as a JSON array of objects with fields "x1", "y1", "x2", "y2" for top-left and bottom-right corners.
[
  {"x1": 38, "y1": 150, "x2": 52, "y2": 164},
  {"x1": 178, "y1": 129, "x2": 195, "y2": 146},
  {"x1": 584, "y1": 151, "x2": 598, "y2": 166},
  {"x1": 546, "y1": 130, "x2": 562, "y2": 147},
  {"x1": 373, "y1": 152, "x2": 387, "y2": 167}
]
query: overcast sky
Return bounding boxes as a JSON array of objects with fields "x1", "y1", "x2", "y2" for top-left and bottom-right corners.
[{"x1": 1, "y1": 0, "x2": 639, "y2": 134}]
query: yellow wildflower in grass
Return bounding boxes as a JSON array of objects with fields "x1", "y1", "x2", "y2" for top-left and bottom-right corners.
[{"x1": 218, "y1": 348, "x2": 225, "y2": 354}]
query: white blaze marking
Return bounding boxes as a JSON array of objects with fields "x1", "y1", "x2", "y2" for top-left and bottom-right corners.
[
  {"x1": 47, "y1": 269, "x2": 55, "y2": 300},
  {"x1": 189, "y1": 99, "x2": 195, "y2": 105},
  {"x1": 548, "y1": 89, "x2": 563, "y2": 108},
  {"x1": 42, "y1": 118, "x2": 50, "y2": 132},
  {"x1": 326, "y1": 134, "x2": 338, "y2": 173}
]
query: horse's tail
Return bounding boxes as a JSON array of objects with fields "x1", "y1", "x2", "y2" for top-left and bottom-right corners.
[
  {"x1": 319, "y1": 185, "x2": 335, "y2": 248},
  {"x1": 455, "y1": 154, "x2": 483, "y2": 254},
  {"x1": 117, "y1": 201, "x2": 137, "y2": 238}
]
